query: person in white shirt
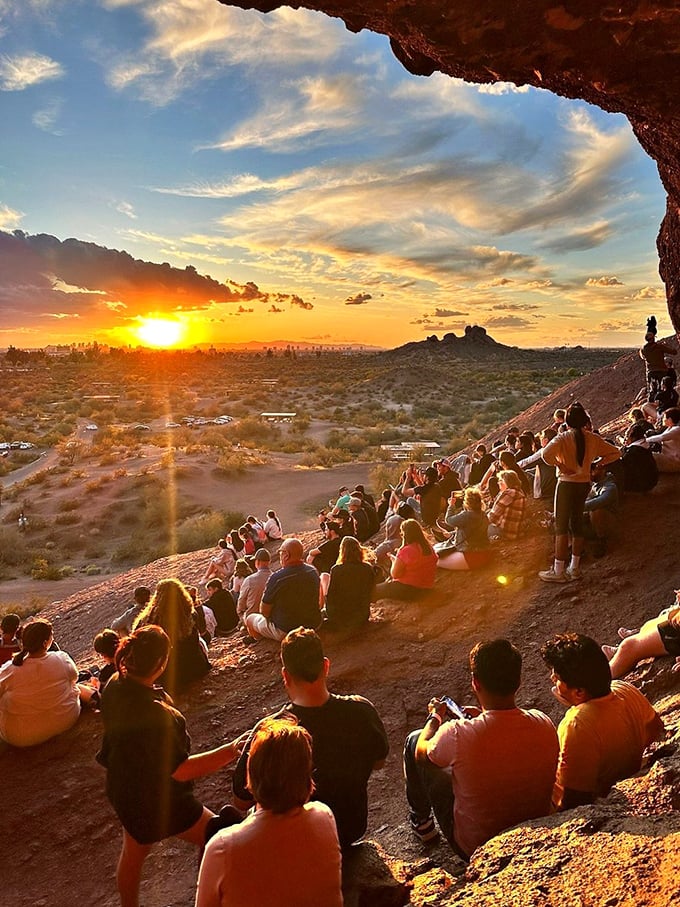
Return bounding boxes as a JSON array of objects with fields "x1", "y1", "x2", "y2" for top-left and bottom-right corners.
[
  {"x1": 236, "y1": 549, "x2": 273, "y2": 623},
  {"x1": 646, "y1": 406, "x2": 680, "y2": 471}
]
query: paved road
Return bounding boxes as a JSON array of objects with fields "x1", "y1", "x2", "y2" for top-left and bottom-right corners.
[{"x1": 1, "y1": 420, "x2": 93, "y2": 490}]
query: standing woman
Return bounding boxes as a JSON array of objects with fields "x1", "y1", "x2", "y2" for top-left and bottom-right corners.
[
  {"x1": 539, "y1": 402, "x2": 619, "y2": 583},
  {"x1": 133, "y1": 578, "x2": 210, "y2": 695},
  {"x1": 373, "y1": 519, "x2": 437, "y2": 601},
  {"x1": 97, "y1": 625, "x2": 243, "y2": 907},
  {"x1": 0, "y1": 619, "x2": 94, "y2": 747}
]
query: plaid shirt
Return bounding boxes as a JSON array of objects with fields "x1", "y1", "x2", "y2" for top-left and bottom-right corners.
[{"x1": 488, "y1": 488, "x2": 526, "y2": 540}]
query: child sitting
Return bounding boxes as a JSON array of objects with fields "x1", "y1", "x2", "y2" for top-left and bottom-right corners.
[{"x1": 93, "y1": 629, "x2": 120, "y2": 691}]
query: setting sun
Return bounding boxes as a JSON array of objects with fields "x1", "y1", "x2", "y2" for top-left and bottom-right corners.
[{"x1": 135, "y1": 317, "x2": 186, "y2": 348}]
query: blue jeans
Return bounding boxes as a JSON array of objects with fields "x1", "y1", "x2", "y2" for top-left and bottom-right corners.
[{"x1": 403, "y1": 729, "x2": 455, "y2": 847}]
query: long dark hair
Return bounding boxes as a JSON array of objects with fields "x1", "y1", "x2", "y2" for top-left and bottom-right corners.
[
  {"x1": 566, "y1": 402, "x2": 589, "y2": 466},
  {"x1": 12, "y1": 619, "x2": 52, "y2": 666},
  {"x1": 401, "y1": 519, "x2": 433, "y2": 556}
]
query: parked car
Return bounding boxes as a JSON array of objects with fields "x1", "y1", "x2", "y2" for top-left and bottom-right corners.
[{"x1": 85, "y1": 424, "x2": 98, "y2": 431}]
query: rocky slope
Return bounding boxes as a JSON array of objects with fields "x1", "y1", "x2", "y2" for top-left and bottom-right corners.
[{"x1": 4, "y1": 351, "x2": 680, "y2": 905}]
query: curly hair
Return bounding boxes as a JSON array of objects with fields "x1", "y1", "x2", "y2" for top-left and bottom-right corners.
[{"x1": 133, "y1": 578, "x2": 195, "y2": 642}]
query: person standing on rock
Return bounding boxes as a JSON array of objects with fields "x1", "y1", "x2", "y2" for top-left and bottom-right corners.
[
  {"x1": 538, "y1": 402, "x2": 619, "y2": 583},
  {"x1": 639, "y1": 318, "x2": 676, "y2": 400},
  {"x1": 403, "y1": 638, "x2": 558, "y2": 857},
  {"x1": 540, "y1": 633, "x2": 664, "y2": 810}
]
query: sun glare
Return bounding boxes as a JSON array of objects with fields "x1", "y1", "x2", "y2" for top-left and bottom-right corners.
[{"x1": 135, "y1": 317, "x2": 186, "y2": 348}]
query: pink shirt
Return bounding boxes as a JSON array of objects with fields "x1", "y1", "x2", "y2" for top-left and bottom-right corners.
[
  {"x1": 396, "y1": 543, "x2": 437, "y2": 588},
  {"x1": 427, "y1": 709, "x2": 558, "y2": 856},
  {"x1": 195, "y1": 802, "x2": 342, "y2": 907}
]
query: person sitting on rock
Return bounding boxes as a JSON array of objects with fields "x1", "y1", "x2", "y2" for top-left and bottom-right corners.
[
  {"x1": 401, "y1": 464, "x2": 445, "y2": 530},
  {"x1": 468, "y1": 444, "x2": 495, "y2": 486},
  {"x1": 619, "y1": 422, "x2": 659, "y2": 493},
  {"x1": 307, "y1": 520, "x2": 342, "y2": 576},
  {"x1": 517, "y1": 428, "x2": 558, "y2": 500},
  {"x1": 322, "y1": 536, "x2": 377, "y2": 630},
  {"x1": 639, "y1": 328, "x2": 676, "y2": 399},
  {"x1": 373, "y1": 501, "x2": 415, "y2": 569},
  {"x1": 540, "y1": 633, "x2": 664, "y2": 810},
  {"x1": 346, "y1": 496, "x2": 372, "y2": 542},
  {"x1": 646, "y1": 406, "x2": 680, "y2": 472},
  {"x1": 262, "y1": 509, "x2": 283, "y2": 540},
  {"x1": 231, "y1": 628, "x2": 388, "y2": 849},
  {"x1": 486, "y1": 471, "x2": 526, "y2": 542},
  {"x1": 583, "y1": 459, "x2": 619, "y2": 557},
  {"x1": 436, "y1": 488, "x2": 492, "y2": 571},
  {"x1": 246, "y1": 538, "x2": 321, "y2": 641},
  {"x1": 236, "y1": 549, "x2": 273, "y2": 625},
  {"x1": 111, "y1": 586, "x2": 152, "y2": 637},
  {"x1": 197, "y1": 717, "x2": 342, "y2": 907},
  {"x1": 200, "y1": 539, "x2": 236, "y2": 586},
  {"x1": 603, "y1": 589, "x2": 680, "y2": 679},
  {"x1": 204, "y1": 579, "x2": 239, "y2": 637},
  {"x1": 403, "y1": 638, "x2": 558, "y2": 857},
  {"x1": 373, "y1": 519, "x2": 437, "y2": 602}
]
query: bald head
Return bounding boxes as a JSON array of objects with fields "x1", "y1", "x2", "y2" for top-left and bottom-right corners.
[{"x1": 280, "y1": 538, "x2": 304, "y2": 565}]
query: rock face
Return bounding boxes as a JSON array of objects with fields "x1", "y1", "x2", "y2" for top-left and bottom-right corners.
[{"x1": 218, "y1": 0, "x2": 680, "y2": 329}]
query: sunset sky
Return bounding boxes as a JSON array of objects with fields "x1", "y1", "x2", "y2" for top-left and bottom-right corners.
[{"x1": 0, "y1": 0, "x2": 674, "y2": 350}]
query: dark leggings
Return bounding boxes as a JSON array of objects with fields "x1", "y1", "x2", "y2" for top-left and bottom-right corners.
[
  {"x1": 554, "y1": 481, "x2": 590, "y2": 537},
  {"x1": 373, "y1": 581, "x2": 430, "y2": 602}
]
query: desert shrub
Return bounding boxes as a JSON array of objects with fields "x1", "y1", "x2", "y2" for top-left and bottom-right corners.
[
  {"x1": 59, "y1": 565, "x2": 75, "y2": 577},
  {"x1": 31, "y1": 558, "x2": 63, "y2": 580},
  {"x1": 112, "y1": 536, "x2": 151, "y2": 564},
  {"x1": 214, "y1": 450, "x2": 268, "y2": 475},
  {"x1": 86, "y1": 478, "x2": 103, "y2": 492},
  {"x1": 176, "y1": 509, "x2": 245, "y2": 554},
  {"x1": 0, "y1": 600, "x2": 43, "y2": 620},
  {"x1": 298, "y1": 445, "x2": 355, "y2": 467},
  {"x1": 84, "y1": 564, "x2": 102, "y2": 575}
]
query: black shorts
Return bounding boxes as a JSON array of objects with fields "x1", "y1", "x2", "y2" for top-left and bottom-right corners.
[{"x1": 658, "y1": 621, "x2": 680, "y2": 657}]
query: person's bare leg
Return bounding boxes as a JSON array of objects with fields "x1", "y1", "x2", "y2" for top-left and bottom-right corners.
[
  {"x1": 319, "y1": 572, "x2": 330, "y2": 604},
  {"x1": 117, "y1": 830, "x2": 152, "y2": 907},
  {"x1": 436, "y1": 552, "x2": 470, "y2": 571},
  {"x1": 176, "y1": 807, "x2": 215, "y2": 848},
  {"x1": 607, "y1": 621, "x2": 668, "y2": 679}
]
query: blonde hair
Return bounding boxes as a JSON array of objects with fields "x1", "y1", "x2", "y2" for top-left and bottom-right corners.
[
  {"x1": 463, "y1": 488, "x2": 483, "y2": 512},
  {"x1": 497, "y1": 470, "x2": 521, "y2": 490}
]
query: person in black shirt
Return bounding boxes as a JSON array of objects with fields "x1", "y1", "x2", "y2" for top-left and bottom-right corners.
[
  {"x1": 232, "y1": 628, "x2": 388, "y2": 847},
  {"x1": 204, "y1": 578, "x2": 239, "y2": 636},
  {"x1": 307, "y1": 521, "x2": 342, "y2": 575}
]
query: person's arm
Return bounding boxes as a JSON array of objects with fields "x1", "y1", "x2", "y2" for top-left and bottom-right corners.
[
  {"x1": 389, "y1": 550, "x2": 406, "y2": 580},
  {"x1": 518, "y1": 449, "x2": 542, "y2": 468},
  {"x1": 414, "y1": 699, "x2": 448, "y2": 762},
  {"x1": 172, "y1": 735, "x2": 245, "y2": 782}
]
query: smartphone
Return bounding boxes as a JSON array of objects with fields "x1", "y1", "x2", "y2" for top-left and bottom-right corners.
[{"x1": 441, "y1": 696, "x2": 468, "y2": 720}]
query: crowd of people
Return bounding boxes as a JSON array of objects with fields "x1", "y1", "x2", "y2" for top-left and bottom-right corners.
[{"x1": 1, "y1": 319, "x2": 679, "y2": 905}]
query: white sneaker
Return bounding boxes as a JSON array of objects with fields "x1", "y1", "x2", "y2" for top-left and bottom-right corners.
[
  {"x1": 566, "y1": 566, "x2": 582, "y2": 580},
  {"x1": 538, "y1": 567, "x2": 567, "y2": 584}
]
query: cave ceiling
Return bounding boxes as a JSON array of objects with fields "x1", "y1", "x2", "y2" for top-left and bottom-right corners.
[{"x1": 218, "y1": 0, "x2": 680, "y2": 328}]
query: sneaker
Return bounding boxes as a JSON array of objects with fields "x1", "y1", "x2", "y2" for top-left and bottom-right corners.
[
  {"x1": 602, "y1": 644, "x2": 618, "y2": 659},
  {"x1": 566, "y1": 566, "x2": 582, "y2": 580},
  {"x1": 538, "y1": 567, "x2": 568, "y2": 584},
  {"x1": 618, "y1": 627, "x2": 637, "y2": 640},
  {"x1": 410, "y1": 816, "x2": 439, "y2": 843}
]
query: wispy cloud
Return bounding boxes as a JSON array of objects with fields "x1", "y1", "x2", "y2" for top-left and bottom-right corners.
[
  {"x1": 32, "y1": 97, "x2": 63, "y2": 133},
  {"x1": 345, "y1": 293, "x2": 372, "y2": 305},
  {"x1": 115, "y1": 201, "x2": 137, "y2": 220},
  {"x1": 0, "y1": 52, "x2": 63, "y2": 90}
]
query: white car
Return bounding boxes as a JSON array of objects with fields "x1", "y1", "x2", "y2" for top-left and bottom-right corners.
[
  {"x1": 85, "y1": 424, "x2": 98, "y2": 431},
  {"x1": 19, "y1": 442, "x2": 35, "y2": 450},
  {"x1": 165, "y1": 422, "x2": 181, "y2": 428},
  {"x1": 132, "y1": 424, "x2": 151, "y2": 431}
]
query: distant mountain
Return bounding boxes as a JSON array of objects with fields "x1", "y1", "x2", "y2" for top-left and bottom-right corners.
[
  {"x1": 382, "y1": 324, "x2": 520, "y2": 361},
  {"x1": 192, "y1": 339, "x2": 383, "y2": 352}
]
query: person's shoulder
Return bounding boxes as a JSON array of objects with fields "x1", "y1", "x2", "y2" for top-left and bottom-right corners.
[{"x1": 328, "y1": 692, "x2": 382, "y2": 716}]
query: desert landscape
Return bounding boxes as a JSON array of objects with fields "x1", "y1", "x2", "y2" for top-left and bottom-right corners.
[{"x1": 3, "y1": 335, "x2": 680, "y2": 906}]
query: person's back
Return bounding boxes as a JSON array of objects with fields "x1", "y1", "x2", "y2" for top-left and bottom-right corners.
[
  {"x1": 427, "y1": 707, "x2": 557, "y2": 856},
  {"x1": 232, "y1": 629, "x2": 388, "y2": 847},
  {"x1": 541, "y1": 633, "x2": 663, "y2": 809},
  {"x1": 325, "y1": 561, "x2": 375, "y2": 628},
  {"x1": 621, "y1": 443, "x2": 658, "y2": 492}
]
